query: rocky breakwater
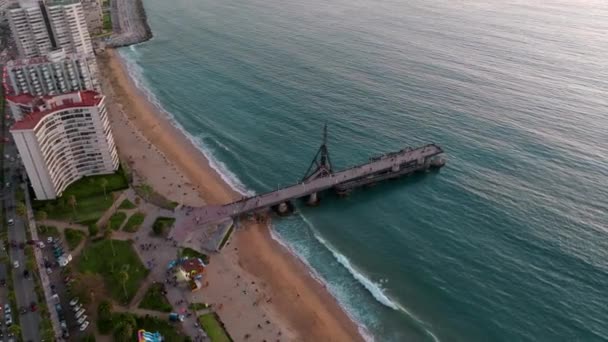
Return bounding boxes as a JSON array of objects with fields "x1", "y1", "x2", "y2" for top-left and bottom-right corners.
[{"x1": 107, "y1": 0, "x2": 153, "y2": 47}]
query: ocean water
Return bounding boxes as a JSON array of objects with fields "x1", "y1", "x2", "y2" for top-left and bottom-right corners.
[{"x1": 118, "y1": 0, "x2": 608, "y2": 341}]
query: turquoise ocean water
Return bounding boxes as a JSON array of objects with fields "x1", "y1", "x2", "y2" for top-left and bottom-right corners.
[{"x1": 118, "y1": 0, "x2": 608, "y2": 341}]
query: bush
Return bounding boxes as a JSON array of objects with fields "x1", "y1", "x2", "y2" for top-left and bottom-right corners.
[
  {"x1": 152, "y1": 217, "x2": 175, "y2": 236},
  {"x1": 123, "y1": 212, "x2": 145, "y2": 232},
  {"x1": 108, "y1": 212, "x2": 127, "y2": 230},
  {"x1": 118, "y1": 199, "x2": 136, "y2": 210},
  {"x1": 64, "y1": 228, "x2": 85, "y2": 250}
]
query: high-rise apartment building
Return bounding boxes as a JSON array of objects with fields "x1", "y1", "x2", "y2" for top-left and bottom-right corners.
[
  {"x1": 10, "y1": 90, "x2": 119, "y2": 200},
  {"x1": 4, "y1": 49, "x2": 100, "y2": 119},
  {"x1": 8, "y1": 0, "x2": 93, "y2": 59}
]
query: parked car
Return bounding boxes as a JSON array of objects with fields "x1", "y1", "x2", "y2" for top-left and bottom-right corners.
[
  {"x1": 77, "y1": 314, "x2": 87, "y2": 325},
  {"x1": 79, "y1": 321, "x2": 89, "y2": 331},
  {"x1": 4, "y1": 304, "x2": 10, "y2": 314},
  {"x1": 7, "y1": 219, "x2": 13, "y2": 226},
  {"x1": 30, "y1": 302, "x2": 37, "y2": 312},
  {"x1": 5, "y1": 314, "x2": 12, "y2": 326},
  {"x1": 12, "y1": 261, "x2": 18, "y2": 269},
  {"x1": 75, "y1": 308, "x2": 85, "y2": 319},
  {"x1": 72, "y1": 303, "x2": 82, "y2": 313},
  {"x1": 22, "y1": 270, "x2": 29, "y2": 278},
  {"x1": 69, "y1": 298, "x2": 79, "y2": 307},
  {"x1": 47, "y1": 237, "x2": 53, "y2": 244}
]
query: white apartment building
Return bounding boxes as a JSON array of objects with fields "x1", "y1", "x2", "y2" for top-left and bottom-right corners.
[
  {"x1": 10, "y1": 90, "x2": 119, "y2": 200},
  {"x1": 4, "y1": 49, "x2": 100, "y2": 119},
  {"x1": 8, "y1": 0, "x2": 93, "y2": 59}
]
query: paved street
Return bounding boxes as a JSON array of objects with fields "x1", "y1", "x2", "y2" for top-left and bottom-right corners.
[{"x1": 2, "y1": 120, "x2": 41, "y2": 341}]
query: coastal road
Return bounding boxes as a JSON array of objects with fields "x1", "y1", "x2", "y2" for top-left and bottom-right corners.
[{"x1": 2, "y1": 114, "x2": 41, "y2": 341}]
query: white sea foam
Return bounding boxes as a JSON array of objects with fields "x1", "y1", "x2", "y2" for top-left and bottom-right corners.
[
  {"x1": 301, "y1": 217, "x2": 441, "y2": 342},
  {"x1": 269, "y1": 226, "x2": 376, "y2": 342},
  {"x1": 117, "y1": 49, "x2": 254, "y2": 197}
]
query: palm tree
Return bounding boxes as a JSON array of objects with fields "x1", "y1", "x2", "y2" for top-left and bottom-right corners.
[
  {"x1": 100, "y1": 178, "x2": 109, "y2": 199},
  {"x1": 35, "y1": 210, "x2": 47, "y2": 222},
  {"x1": 67, "y1": 195, "x2": 77, "y2": 217},
  {"x1": 15, "y1": 202, "x2": 27, "y2": 218},
  {"x1": 104, "y1": 229, "x2": 115, "y2": 256},
  {"x1": 118, "y1": 270, "x2": 129, "y2": 302}
]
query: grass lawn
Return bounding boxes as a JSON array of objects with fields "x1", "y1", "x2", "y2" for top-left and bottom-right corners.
[
  {"x1": 188, "y1": 302, "x2": 210, "y2": 311},
  {"x1": 64, "y1": 228, "x2": 85, "y2": 250},
  {"x1": 118, "y1": 199, "x2": 136, "y2": 210},
  {"x1": 198, "y1": 313, "x2": 232, "y2": 342},
  {"x1": 38, "y1": 225, "x2": 60, "y2": 237},
  {"x1": 123, "y1": 212, "x2": 145, "y2": 232},
  {"x1": 138, "y1": 283, "x2": 172, "y2": 312},
  {"x1": 102, "y1": 12, "x2": 112, "y2": 31},
  {"x1": 32, "y1": 171, "x2": 128, "y2": 224},
  {"x1": 108, "y1": 211, "x2": 127, "y2": 230},
  {"x1": 182, "y1": 247, "x2": 210, "y2": 264},
  {"x1": 152, "y1": 217, "x2": 175, "y2": 236},
  {"x1": 77, "y1": 239, "x2": 148, "y2": 303}
]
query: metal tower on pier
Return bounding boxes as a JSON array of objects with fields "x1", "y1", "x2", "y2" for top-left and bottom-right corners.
[{"x1": 301, "y1": 124, "x2": 333, "y2": 182}]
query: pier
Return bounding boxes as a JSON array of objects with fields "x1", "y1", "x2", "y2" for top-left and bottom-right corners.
[{"x1": 191, "y1": 127, "x2": 445, "y2": 225}]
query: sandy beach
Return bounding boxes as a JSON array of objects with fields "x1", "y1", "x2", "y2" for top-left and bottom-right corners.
[{"x1": 98, "y1": 49, "x2": 364, "y2": 342}]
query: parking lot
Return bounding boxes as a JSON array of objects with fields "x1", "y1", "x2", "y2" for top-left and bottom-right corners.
[{"x1": 39, "y1": 234, "x2": 90, "y2": 339}]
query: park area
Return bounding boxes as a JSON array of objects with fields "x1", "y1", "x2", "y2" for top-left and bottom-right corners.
[
  {"x1": 77, "y1": 239, "x2": 148, "y2": 303},
  {"x1": 32, "y1": 171, "x2": 128, "y2": 224},
  {"x1": 198, "y1": 313, "x2": 232, "y2": 342}
]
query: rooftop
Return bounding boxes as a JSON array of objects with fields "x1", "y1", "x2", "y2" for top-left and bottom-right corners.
[
  {"x1": 10, "y1": 91, "x2": 102, "y2": 131},
  {"x1": 180, "y1": 258, "x2": 206, "y2": 276}
]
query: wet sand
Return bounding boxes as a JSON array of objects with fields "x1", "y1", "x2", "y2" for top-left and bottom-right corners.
[{"x1": 98, "y1": 49, "x2": 364, "y2": 342}]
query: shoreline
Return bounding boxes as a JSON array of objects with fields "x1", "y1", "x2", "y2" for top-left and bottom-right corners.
[{"x1": 99, "y1": 48, "x2": 365, "y2": 342}]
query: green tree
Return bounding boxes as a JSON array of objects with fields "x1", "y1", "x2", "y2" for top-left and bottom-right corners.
[
  {"x1": 113, "y1": 321, "x2": 134, "y2": 342},
  {"x1": 8, "y1": 324, "x2": 20, "y2": 337},
  {"x1": 118, "y1": 270, "x2": 129, "y2": 302},
  {"x1": 15, "y1": 202, "x2": 27, "y2": 218},
  {"x1": 88, "y1": 223, "x2": 99, "y2": 236},
  {"x1": 97, "y1": 300, "x2": 112, "y2": 319},
  {"x1": 153, "y1": 220, "x2": 166, "y2": 236},
  {"x1": 100, "y1": 178, "x2": 109, "y2": 199},
  {"x1": 35, "y1": 210, "x2": 47, "y2": 222}
]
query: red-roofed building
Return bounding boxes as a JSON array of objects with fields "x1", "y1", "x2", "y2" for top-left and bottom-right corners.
[
  {"x1": 10, "y1": 90, "x2": 119, "y2": 200},
  {"x1": 179, "y1": 258, "x2": 206, "y2": 281}
]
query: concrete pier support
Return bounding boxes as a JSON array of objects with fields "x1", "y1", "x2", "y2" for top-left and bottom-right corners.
[
  {"x1": 274, "y1": 201, "x2": 294, "y2": 216},
  {"x1": 306, "y1": 192, "x2": 320, "y2": 206}
]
